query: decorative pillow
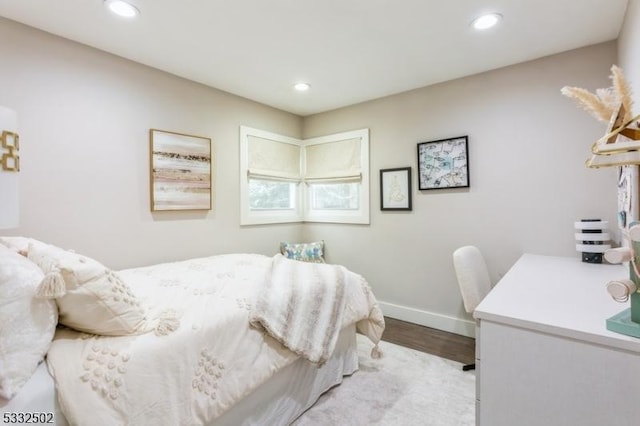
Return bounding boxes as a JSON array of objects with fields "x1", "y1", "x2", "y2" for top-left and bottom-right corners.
[
  {"x1": 0, "y1": 236, "x2": 48, "y2": 255},
  {"x1": 0, "y1": 245, "x2": 57, "y2": 399},
  {"x1": 27, "y1": 243, "x2": 151, "y2": 336},
  {"x1": 280, "y1": 240, "x2": 325, "y2": 263}
]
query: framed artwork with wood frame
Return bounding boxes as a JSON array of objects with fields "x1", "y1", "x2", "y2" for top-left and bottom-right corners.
[
  {"x1": 417, "y1": 136, "x2": 469, "y2": 190},
  {"x1": 380, "y1": 167, "x2": 412, "y2": 211},
  {"x1": 150, "y1": 129, "x2": 212, "y2": 211}
]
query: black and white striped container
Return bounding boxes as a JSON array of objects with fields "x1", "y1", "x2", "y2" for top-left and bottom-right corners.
[{"x1": 574, "y1": 219, "x2": 611, "y2": 263}]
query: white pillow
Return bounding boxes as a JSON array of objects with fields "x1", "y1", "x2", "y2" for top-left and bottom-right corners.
[
  {"x1": 0, "y1": 236, "x2": 48, "y2": 255},
  {"x1": 0, "y1": 245, "x2": 57, "y2": 399},
  {"x1": 28, "y1": 243, "x2": 150, "y2": 336}
]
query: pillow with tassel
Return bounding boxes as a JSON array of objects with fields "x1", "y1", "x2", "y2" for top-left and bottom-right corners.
[
  {"x1": 28, "y1": 243, "x2": 179, "y2": 337},
  {"x1": 0, "y1": 236, "x2": 48, "y2": 256},
  {"x1": 0, "y1": 245, "x2": 57, "y2": 399}
]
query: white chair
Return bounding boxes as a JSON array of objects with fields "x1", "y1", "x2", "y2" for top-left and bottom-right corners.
[{"x1": 452, "y1": 245, "x2": 492, "y2": 371}]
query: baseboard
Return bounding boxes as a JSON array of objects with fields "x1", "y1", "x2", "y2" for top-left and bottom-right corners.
[{"x1": 378, "y1": 301, "x2": 476, "y2": 338}]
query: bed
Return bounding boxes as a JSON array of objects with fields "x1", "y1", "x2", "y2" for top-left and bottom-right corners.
[{"x1": 0, "y1": 238, "x2": 384, "y2": 425}]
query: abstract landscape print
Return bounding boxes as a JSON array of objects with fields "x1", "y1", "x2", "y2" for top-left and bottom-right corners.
[{"x1": 150, "y1": 129, "x2": 212, "y2": 211}]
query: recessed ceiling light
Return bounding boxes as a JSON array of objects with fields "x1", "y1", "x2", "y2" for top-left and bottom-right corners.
[
  {"x1": 471, "y1": 13, "x2": 502, "y2": 30},
  {"x1": 105, "y1": 0, "x2": 140, "y2": 18},
  {"x1": 294, "y1": 82, "x2": 311, "y2": 92}
]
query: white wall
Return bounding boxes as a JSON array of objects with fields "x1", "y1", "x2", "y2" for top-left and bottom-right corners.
[
  {"x1": 303, "y1": 42, "x2": 619, "y2": 335},
  {"x1": 0, "y1": 18, "x2": 304, "y2": 269},
  {"x1": 619, "y1": 0, "x2": 640, "y2": 110},
  {"x1": 0, "y1": 16, "x2": 624, "y2": 337}
]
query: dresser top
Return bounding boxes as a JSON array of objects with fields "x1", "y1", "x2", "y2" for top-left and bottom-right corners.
[{"x1": 474, "y1": 253, "x2": 640, "y2": 352}]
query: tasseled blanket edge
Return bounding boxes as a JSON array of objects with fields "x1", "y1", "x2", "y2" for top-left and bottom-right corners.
[{"x1": 371, "y1": 343, "x2": 383, "y2": 359}]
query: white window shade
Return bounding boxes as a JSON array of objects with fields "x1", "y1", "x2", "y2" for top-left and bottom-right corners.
[
  {"x1": 304, "y1": 137, "x2": 362, "y2": 182},
  {"x1": 240, "y1": 126, "x2": 369, "y2": 225},
  {"x1": 303, "y1": 128, "x2": 369, "y2": 224},
  {"x1": 248, "y1": 135, "x2": 301, "y2": 182}
]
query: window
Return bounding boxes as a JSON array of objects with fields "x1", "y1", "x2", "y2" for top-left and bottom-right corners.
[
  {"x1": 303, "y1": 129, "x2": 369, "y2": 224},
  {"x1": 248, "y1": 180, "x2": 295, "y2": 210},
  {"x1": 240, "y1": 126, "x2": 369, "y2": 225},
  {"x1": 309, "y1": 183, "x2": 359, "y2": 210},
  {"x1": 240, "y1": 127, "x2": 303, "y2": 225}
]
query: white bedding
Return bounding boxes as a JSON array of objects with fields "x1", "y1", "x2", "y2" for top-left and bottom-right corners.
[
  {"x1": 216, "y1": 323, "x2": 359, "y2": 425},
  {"x1": 1, "y1": 325, "x2": 359, "y2": 426},
  {"x1": 0, "y1": 362, "x2": 67, "y2": 426},
  {"x1": 45, "y1": 254, "x2": 383, "y2": 425}
]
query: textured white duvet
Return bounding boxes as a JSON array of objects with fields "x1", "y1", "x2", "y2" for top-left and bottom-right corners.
[{"x1": 46, "y1": 254, "x2": 384, "y2": 426}]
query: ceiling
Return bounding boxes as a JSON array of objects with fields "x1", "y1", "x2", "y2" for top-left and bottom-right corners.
[{"x1": 0, "y1": 0, "x2": 630, "y2": 116}]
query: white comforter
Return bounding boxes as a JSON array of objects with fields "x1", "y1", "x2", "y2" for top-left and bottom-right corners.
[{"x1": 46, "y1": 254, "x2": 384, "y2": 426}]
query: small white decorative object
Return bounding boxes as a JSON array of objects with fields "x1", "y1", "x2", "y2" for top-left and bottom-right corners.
[
  {"x1": 574, "y1": 219, "x2": 611, "y2": 263},
  {"x1": 606, "y1": 278, "x2": 637, "y2": 302},
  {"x1": 604, "y1": 247, "x2": 634, "y2": 264}
]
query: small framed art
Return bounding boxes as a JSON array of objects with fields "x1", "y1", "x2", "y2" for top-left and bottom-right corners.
[
  {"x1": 417, "y1": 135, "x2": 469, "y2": 190},
  {"x1": 617, "y1": 165, "x2": 639, "y2": 230},
  {"x1": 380, "y1": 167, "x2": 412, "y2": 211},
  {"x1": 150, "y1": 129, "x2": 212, "y2": 211}
]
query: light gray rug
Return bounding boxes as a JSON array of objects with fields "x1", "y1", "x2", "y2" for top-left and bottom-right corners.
[{"x1": 294, "y1": 335, "x2": 475, "y2": 425}]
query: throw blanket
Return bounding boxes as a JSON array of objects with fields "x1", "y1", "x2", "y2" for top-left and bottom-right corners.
[
  {"x1": 250, "y1": 254, "x2": 384, "y2": 365},
  {"x1": 46, "y1": 254, "x2": 385, "y2": 426}
]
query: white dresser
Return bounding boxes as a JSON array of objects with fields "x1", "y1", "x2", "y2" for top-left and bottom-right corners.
[{"x1": 474, "y1": 254, "x2": 640, "y2": 426}]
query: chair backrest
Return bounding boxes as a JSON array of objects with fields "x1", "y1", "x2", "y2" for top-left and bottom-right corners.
[{"x1": 452, "y1": 245, "x2": 492, "y2": 314}]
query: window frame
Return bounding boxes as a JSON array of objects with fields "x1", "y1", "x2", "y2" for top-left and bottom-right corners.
[
  {"x1": 240, "y1": 126, "x2": 303, "y2": 225},
  {"x1": 303, "y1": 129, "x2": 370, "y2": 224},
  {"x1": 240, "y1": 126, "x2": 369, "y2": 225}
]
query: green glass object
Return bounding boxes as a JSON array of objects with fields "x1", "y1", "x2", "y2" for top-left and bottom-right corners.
[
  {"x1": 606, "y1": 228, "x2": 640, "y2": 337},
  {"x1": 631, "y1": 287, "x2": 640, "y2": 323}
]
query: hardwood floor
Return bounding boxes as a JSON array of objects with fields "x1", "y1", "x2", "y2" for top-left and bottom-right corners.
[{"x1": 380, "y1": 317, "x2": 475, "y2": 365}]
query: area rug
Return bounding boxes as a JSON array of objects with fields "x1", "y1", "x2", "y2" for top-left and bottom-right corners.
[{"x1": 294, "y1": 334, "x2": 475, "y2": 426}]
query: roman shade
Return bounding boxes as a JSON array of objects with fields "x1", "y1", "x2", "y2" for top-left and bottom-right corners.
[
  {"x1": 240, "y1": 125, "x2": 369, "y2": 225},
  {"x1": 247, "y1": 135, "x2": 301, "y2": 182},
  {"x1": 304, "y1": 137, "x2": 362, "y2": 182}
]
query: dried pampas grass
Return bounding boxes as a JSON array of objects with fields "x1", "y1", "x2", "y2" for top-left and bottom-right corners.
[
  {"x1": 560, "y1": 86, "x2": 613, "y2": 122},
  {"x1": 561, "y1": 64, "x2": 634, "y2": 123},
  {"x1": 610, "y1": 65, "x2": 633, "y2": 121},
  {"x1": 596, "y1": 88, "x2": 619, "y2": 113}
]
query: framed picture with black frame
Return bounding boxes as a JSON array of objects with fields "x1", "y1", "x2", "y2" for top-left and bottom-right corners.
[
  {"x1": 417, "y1": 136, "x2": 469, "y2": 190},
  {"x1": 380, "y1": 167, "x2": 412, "y2": 211}
]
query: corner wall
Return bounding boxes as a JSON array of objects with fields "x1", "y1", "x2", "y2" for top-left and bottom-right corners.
[
  {"x1": 0, "y1": 18, "x2": 304, "y2": 269},
  {"x1": 302, "y1": 42, "x2": 619, "y2": 336}
]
